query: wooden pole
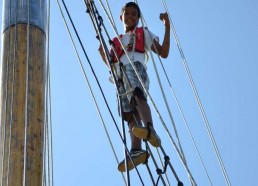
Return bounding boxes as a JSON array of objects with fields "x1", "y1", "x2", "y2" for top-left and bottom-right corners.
[{"x1": 0, "y1": 1, "x2": 47, "y2": 185}]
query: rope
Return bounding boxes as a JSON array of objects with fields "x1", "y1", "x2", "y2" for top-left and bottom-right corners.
[
  {"x1": 85, "y1": 1, "x2": 135, "y2": 184},
  {"x1": 156, "y1": 149, "x2": 171, "y2": 186},
  {"x1": 96, "y1": 1, "x2": 187, "y2": 185},
  {"x1": 7, "y1": 1, "x2": 19, "y2": 184},
  {"x1": 152, "y1": 24, "x2": 213, "y2": 184},
  {"x1": 126, "y1": 1, "x2": 196, "y2": 184},
  {"x1": 139, "y1": 14, "x2": 187, "y2": 163},
  {"x1": 98, "y1": 0, "x2": 118, "y2": 33},
  {"x1": 145, "y1": 143, "x2": 166, "y2": 186},
  {"x1": 42, "y1": 0, "x2": 54, "y2": 185},
  {"x1": 55, "y1": 0, "x2": 147, "y2": 184},
  {"x1": 6, "y1": 2, "x2": 13, "y2": 185},
  {"x1": 94, "y1": 2, "x2": 166, "y2": 184},
  {"x1": 1, "y1": 1, "x2": 14, "y2": 184},
  {"x1": 85, "y1": 1, "x2": 147, "y2": 184},
  {"x1": 161, "y1": 0, "x2": 231, "y2": 185},
  {"x1": 22, "y1": 0, "x2": 31, "y2": 184},
  {"x1": 139, "y1": 12, "x2": 189, "y2": 165},
  {"x1": 136, "y1": 2, "x2": 197, "y2": 184}
]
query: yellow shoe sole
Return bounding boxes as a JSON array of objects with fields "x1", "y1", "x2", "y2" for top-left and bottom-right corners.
[
  {"x1": 118, "y1": 152, "x2": 150, "y2": 172},
  {"x1": 132, "y1": 126, "x2": 161, "y2": 147}
]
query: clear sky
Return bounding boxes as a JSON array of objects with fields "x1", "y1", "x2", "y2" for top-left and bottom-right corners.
[{"x1": 1, "y1": 0, "x2": 258, "y2": 185}]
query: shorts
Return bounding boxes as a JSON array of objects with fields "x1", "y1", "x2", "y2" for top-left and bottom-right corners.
[{"x1": 117, "y1": 61, "x2": 150, "y2": 113}]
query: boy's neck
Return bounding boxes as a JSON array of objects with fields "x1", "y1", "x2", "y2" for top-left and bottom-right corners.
[{"x1": 125, "y1": 26, "x2": 137, "y2": 33}]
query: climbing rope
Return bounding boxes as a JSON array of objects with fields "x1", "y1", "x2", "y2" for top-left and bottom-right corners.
[
  {"x1": 42, "y1": 0, "x2": 55, "y2": 185},
  {"x1": 56, "y1": 0, "x2": 150, "y2": 185},
  {"x1": 95, "y1": 1, "x2": 186, "y2": 185},
  {"x1": 161, "y1": 0, "x2": 231, "y2": 185},
  {"x1": 54, "y1": 1, "x2": 230, "y2": 186},
  {"x1": 1, "y1": 1, "x2": 15, "y2": 185},
  {"x1": 22, "y1": 0, "x2": 31, "y2": 184}
]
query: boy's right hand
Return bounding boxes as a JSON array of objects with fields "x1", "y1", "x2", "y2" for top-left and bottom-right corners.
[{"x1": 159, "y1": 12, "x2": 170, "y2": 27}]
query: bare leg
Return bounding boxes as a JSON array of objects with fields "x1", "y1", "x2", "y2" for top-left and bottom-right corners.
[
  {"x1": 131, "y1": 92, "x2": 161, "y2": 147},
  {"x1": 133, "y1": 94, "x2": 153, "y2": 128},
  {"x1": 124, "y1": 112, "x2": 142, "y2": 150}
]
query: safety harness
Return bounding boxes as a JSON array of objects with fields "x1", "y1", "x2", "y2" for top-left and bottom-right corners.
[{"x1": 110, "y1": 27, "x2": 145, "y2": 62}]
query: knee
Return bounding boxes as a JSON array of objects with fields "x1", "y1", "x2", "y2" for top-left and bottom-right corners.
[{"x1": 124, "y1": 112, "x2": 134, "y2": 123}]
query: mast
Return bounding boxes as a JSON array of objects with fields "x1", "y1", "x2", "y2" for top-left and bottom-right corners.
[{"x1": 0, "y1": 0, "x2": 47, "y2": 185}]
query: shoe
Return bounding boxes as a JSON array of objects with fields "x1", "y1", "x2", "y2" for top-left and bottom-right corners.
[
  {"x1": 132, "y1": 126, "x2": 161, "y2": 147},
  {"x1": 117, "y1": 150, "x2": 150, "y2": 172}
]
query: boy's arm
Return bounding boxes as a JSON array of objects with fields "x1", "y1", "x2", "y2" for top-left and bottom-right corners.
[
  {"x1": 98, "y1": 45, "x2": 109, "y2": 66},
  {"x1": 151, "y1": 12, "x2": 170, "y2": 58}
]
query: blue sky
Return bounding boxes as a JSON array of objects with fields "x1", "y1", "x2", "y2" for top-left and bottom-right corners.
[{"x1": 1, "y1": 0, "x2": 258, "y2": 185}]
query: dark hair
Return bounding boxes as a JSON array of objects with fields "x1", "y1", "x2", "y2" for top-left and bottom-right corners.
[{"x1": 121, "y1": 2, "x2": 141, "y2": 18}]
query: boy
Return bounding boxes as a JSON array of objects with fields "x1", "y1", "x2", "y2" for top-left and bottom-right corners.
[{"x1": 99, "y1": 2, "x2": 170, "y2": 172}]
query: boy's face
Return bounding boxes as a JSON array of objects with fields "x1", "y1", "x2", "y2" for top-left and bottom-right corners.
[{"x1": 120, "y1": 6, "x2": 139, "y2": 31}]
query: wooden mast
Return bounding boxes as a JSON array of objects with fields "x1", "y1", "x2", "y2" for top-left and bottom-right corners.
[{"x1": 0, "y1": 0, "x2": 47, "y2": 185}]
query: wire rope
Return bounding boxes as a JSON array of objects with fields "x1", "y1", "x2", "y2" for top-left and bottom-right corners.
[
  {"x1": 99, "y1": 0, "x2": 118, "y2": 32},
  {"x1": 149, "y1": 15, "x2": 213, "y2": 184},
  {"x1": 56, "y1": 0, "x2": 133, "y2": 184},
  {"x1": 95, "y1": 1, "x2": 174, "y2": 184},
  {"x1": 85, "y1": 1, "x2": 151, "y2": 184},
  {"x1": 42, "y1": 0, "x2": 54, "y2": 185},
  {"x1": 137, "y1": 5, "x2": 188, "y2": 163},
  {"x1": 161, "y1": 0, "x2": 231, "y2": 185},
  {"x1": 145, "y1": 143, "x2": 166, "y2": 186},
  {"x1": 121, "y1": 1, "x2": 196, "y2": 184},
  {"x1": 87, "y1": 2, "x2": 170, "y2": 184},
  {"x1": 156, "y1": 149, "x2": 171, "y2": 186},
  {"x1": 6, "y1": 1, "x2": 19, "y2": 184},
  {"x1": 1, "y1": 1, "x2": 13, "y2": 184},
  {"x1": 47, "y1": 2, "x2": 55, "y2": 184},
  {"x1": 22, "y1": 0, "x2": 31, "y2": 184},
  {"x1": 96, "y1": 1, "x2": 188, "y2": 185}
]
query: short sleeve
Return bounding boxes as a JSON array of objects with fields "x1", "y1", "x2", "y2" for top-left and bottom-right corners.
[{"x1": 144, "y1": 28, "x2": 159, "y2": 51}]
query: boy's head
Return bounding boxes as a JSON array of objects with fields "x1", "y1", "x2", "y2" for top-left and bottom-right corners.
[{"x1": 121, "y1": 2, "x2": 141, "y2": 18}]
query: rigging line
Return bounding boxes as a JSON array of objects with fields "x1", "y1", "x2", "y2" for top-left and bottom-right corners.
[
  {"x1": 59, "y1": 0, "x2": 130, "y2": 154},
  {"x1": 85, "y1": 2, "x2": 133, "y2": 184},
  {"x1": 157, "y1": 56, "x2": 213, "y2": 185},
  {"x1": 56, "y1": 1, "x2": 130, "y2": 184},
  {"x1": 43, "y1": 20, "x2": 54, "y2": 185},
  {"x1": 156, "y1": 149, "x2": 171, "y2": 186},
  {"x1": 23, "y1": 0, "x2": 31, "y2": 184},
  {"x1": 85, "y1": 1, "x2": 146, "y2": 184},
  {"x1": 161, "y1": 0, "x2": 231, "y2": 185},
  {"x1": 144, "y1": 161, "x2": 156, "y2": 186},
  {"x1": 148, "y1": 17, "x2": 213, "y2": 184},
  {"x1": 7, "y1": 2, "x2": 20, "y2": 185},
  {"x1": 44, "y1": 0, "x2": 54, "y2": 185},
  {"x1": 5, "y1": 1, "x2": 14, "y2": 185},
  {"x1": 139, "y1": 12, "x2": 188, "y2": 165},
  {"x1": 88, "y1": 3, "x2": 158, "y2": 184},
  {"x1": 98, "y1": 0, "x2": 173, "y2": 147},
  {"x1": 46, "y1": 55, "x2": 54, "y2": 186},
  {"x1": 159, "y1": 146, "x2": 183, "y2": 185},
  {"x1": 98, "y1": 0, "x2": 118, "y2": 32},
  {"x1": 1, "y1": 2, "x2": 13, "y2": 184},
  {"x1": 145, "y1": 143, "x2": 166, "y2": 186},
  {"x1": 42, "y1": 23, "x2": 47, "y2": 186},
  {"x1": 88, "y1": 1, "x2": 169, "y2": 184},
  {"x1": 98, "y1": 1, "x2": 195, "y2": 184},
  {"x1": 42, "y1": 105, "x2": 47, "y2": 186},
  {"x1": 47, "y1": 66, "x2": 54, "y2": 186},
  {"x1": 138, "y1": 7, "x2": 203, "y2": 186},
  {"x1": 61, "y1": 1, "x2": 144, "y2": 184},
  {"x1": 132, "y1": 1, "x2": 196, "y2": 184},
  {"x1": 87, "y1": 0, "x2": 153, "y2": 182},
  {"x1": 47, "y1": 1, "x2": 55, "y2": 184}
]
